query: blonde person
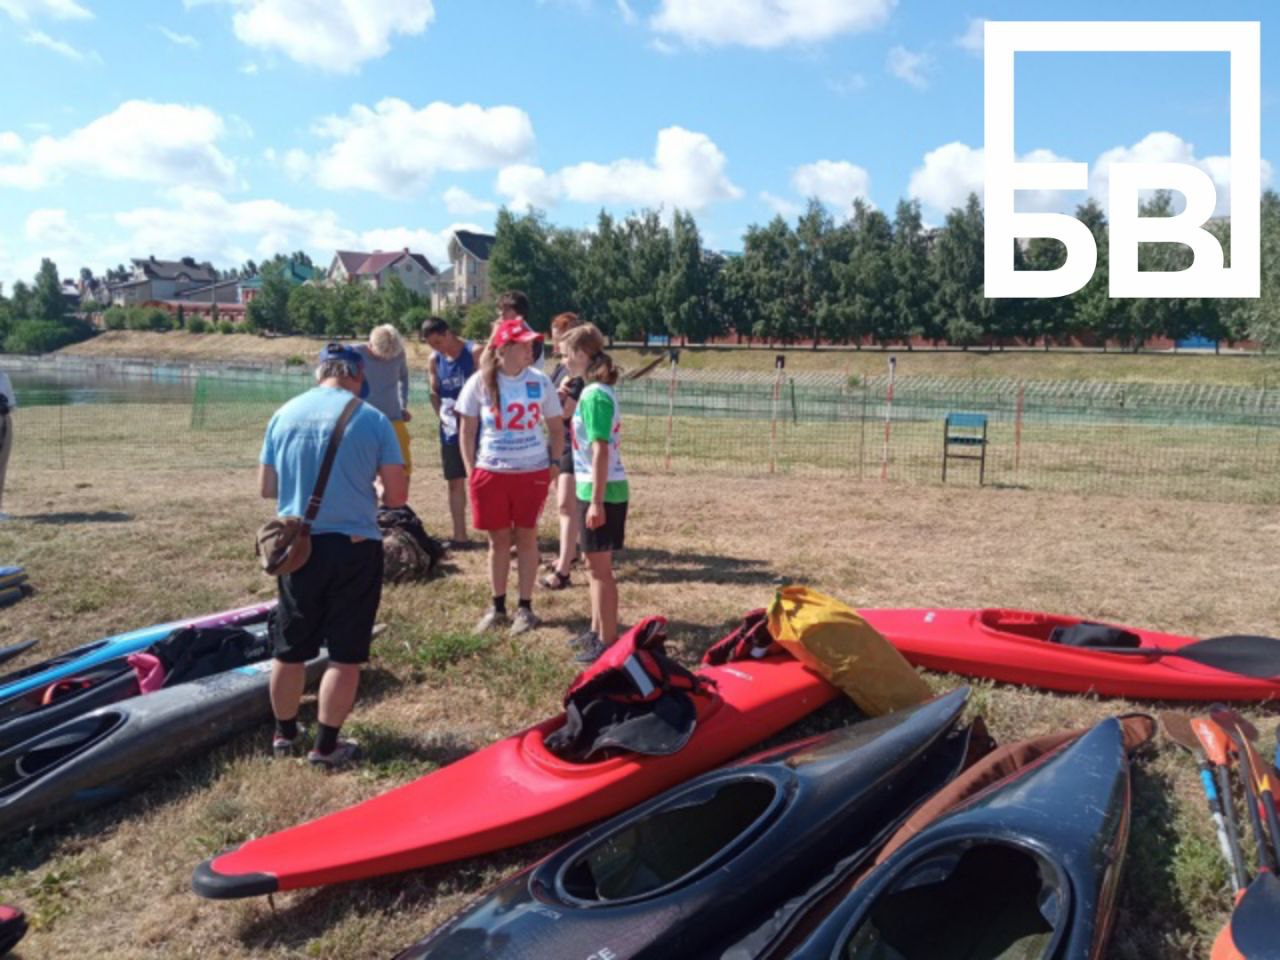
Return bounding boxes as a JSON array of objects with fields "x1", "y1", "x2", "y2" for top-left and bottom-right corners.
[
  {"x1": 456, "y1": 316, "x2": 565, "y2": 635},
  {"x1": 560, "y1": 324, "x2": 628, "y2": 663},
  {"x1": 540, "y1": 312, "x2": 587, "y2": 591},
  {"x1": 355, "y1": 325, "x2": 413, "y2": 480}
]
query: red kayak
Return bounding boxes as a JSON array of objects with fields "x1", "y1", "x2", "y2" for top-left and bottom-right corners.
[
  {"x1": 860, "y1": 607, "x2": 1280, "y2": 701},
  {"x1": 193, "y1": 652, "x2": 835, "y2": 898}
]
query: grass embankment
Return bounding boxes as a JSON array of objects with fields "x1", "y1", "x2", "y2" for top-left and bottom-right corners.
[
  {"x1": 58, "y1": 330, "x2": 1280, "y2": 386},
  {"x1": 0, "y1": 439, "x2": 1278, "y2": 958}
]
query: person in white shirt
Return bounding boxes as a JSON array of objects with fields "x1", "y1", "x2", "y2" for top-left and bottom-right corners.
[
  {"x1": 0, "y1": 371, "x2": 15, "y2": 521},
  {"x1": 457, "y1": 316, "x2": 565, "y2": 635}
]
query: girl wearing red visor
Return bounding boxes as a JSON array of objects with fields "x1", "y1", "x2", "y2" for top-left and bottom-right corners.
[{"x1": 457, "y1": 317, "x2": 565, "y2": 634}]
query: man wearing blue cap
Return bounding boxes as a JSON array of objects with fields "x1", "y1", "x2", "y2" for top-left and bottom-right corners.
[{"x1": 258, "y1": 343, "x2": 407, "y2": 768}]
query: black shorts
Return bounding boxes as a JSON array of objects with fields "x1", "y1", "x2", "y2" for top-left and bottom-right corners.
[
  {"x1": 440, "y1": 440, "x2": 466, "y2": 481},
  {"x1": 577, "y1": 498, "x2": 627, "y2": 554},
  {"x1": 557, "y1": 442, "x2": 574, "y2": 474},
  {"x1": 272, "y1": 534, "x2": 383, "y2": 665}
]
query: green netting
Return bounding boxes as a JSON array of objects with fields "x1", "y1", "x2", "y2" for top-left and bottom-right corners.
[{"x1": 12, "y1": 372, "x2": 1280, "y2": 505}]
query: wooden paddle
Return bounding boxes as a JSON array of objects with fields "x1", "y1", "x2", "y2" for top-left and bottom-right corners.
[
  {"x1": 622, "y1": 355, "x2": 665, "y2": 382},
  {"x1": 1082, "y1": 634, "x2": 1280, "y2": 680},
  {"x1": 1163, "y1": 712, "x2": 1247, "y2": 893}
]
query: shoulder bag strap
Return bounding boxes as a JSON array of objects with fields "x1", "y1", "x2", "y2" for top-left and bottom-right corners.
[{"x1": 301, "y1": 396, "x2": 362, "y2": 529}]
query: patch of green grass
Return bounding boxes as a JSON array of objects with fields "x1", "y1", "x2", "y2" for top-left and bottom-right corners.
[{"x1": 414, "y1": 632, "x2": 494, "y2": 670}]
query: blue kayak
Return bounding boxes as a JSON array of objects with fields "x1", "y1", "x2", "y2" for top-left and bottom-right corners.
[{"x1": 0, "y1": 601, "x2": 276, "y2": 702}]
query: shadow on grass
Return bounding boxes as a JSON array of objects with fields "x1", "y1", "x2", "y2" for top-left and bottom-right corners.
[
  {"x1": 618, "y1": 547, "x2": 780, "y2": 587},
  {"x1": 1109, "y1": 761, "x2": 1197, "y2": 960},
  {"x1": 25, "y1": 511, "x2": 132, "y2": 525}
]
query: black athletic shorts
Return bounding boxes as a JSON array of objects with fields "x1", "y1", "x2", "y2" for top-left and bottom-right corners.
[
  {"x1": 273, "y1": 534, "x2": 383, "y2": 665},
  {"x1": 577, "y1": 498, "x2": 627, "y2": 554},
  {"x1": 557, "y1": 437, "x2": 574, "y2": 474},
  {"x1": 440, "y1": 440, "x2": 466, "y2": 481}
]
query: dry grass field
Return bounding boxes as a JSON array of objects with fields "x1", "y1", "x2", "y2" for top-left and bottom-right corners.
[{"x1": 0, "y1": 435, "x2": 1279, "y2": 957}]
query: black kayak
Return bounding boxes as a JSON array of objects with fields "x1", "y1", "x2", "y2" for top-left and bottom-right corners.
[
  {"x1": 393, "y1": 687, "x2": 976, "y2": 960},
  {"x1": 0, "y1": 654, "x2": 326, "y2": 837},
  {"x1": 0, "y1": 639, "x2": 35, "y2": 669},
  {"x1": 0, "y1": 904, "x2": 25, "y2": 957},
  {"x1": 778, "y1": 716, "x2": 1140, "y2": 960},
  {"x1": 0, "y1": 623, "x2": 272, "y2": 752}
]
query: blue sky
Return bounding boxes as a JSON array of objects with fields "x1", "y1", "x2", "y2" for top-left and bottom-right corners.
[{"x1": 0, "y1": 0, "x2": 1273, "y2": 285}]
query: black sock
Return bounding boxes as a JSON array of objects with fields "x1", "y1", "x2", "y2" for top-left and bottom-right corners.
[
  {"x1": 518, "y1": 597, "x2": 533, "y2": 611},
  {"x1": 315, "y1": 722, "x2": 340, "y2": 755},
  {"x1": 493, "y1": 594, "x2": 507, "y2": 614},
  {"x1": 275, "y1": 717, "x2": 298, "y2": 741}
]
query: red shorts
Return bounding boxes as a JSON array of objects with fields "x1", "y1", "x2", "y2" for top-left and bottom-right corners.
[{"x1": 469, "y1": 468, "x2": 551, "y2": 530}]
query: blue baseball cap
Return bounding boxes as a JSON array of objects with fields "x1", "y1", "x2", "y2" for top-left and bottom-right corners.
[{"x1": 318, "y1": 342, "x2": 370, "y2": 398}]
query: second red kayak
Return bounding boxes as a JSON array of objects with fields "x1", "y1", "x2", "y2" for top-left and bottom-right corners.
[
  {"x1": 860, "y1": 607, "x2": 1280, "y2": 701},
  {"x1": 193, "y1": 650, "x2": 835, "y2": 898}
]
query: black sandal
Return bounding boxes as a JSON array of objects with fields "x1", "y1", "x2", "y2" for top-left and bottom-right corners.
[{"x1": 540, "y1": 571, "x2": 572, "y2": 590}]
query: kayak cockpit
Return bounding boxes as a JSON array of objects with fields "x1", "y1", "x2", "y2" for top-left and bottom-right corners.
[
  {"x1": 840, "y1": 841, "x2": 1068, "y2": 960},
  {"x1": 0, "y1": 712, "x2": 127, "y2": 796},
  {"x1": 978, "y1": 609, "x2": 1078, "y2": 644},
  {"x1": 552, "y1": 773, "x2": 784, "y2": 905}
]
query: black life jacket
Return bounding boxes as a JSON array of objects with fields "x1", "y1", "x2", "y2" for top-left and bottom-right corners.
[
  {"x1": 149, "y1": 624, "x2": 270, "y2": 687},
  {"x1": 544, "y1": 616, "x2": 713, "y2": 762},
  {"x1": 701, "y1": 607, "x2": 785, "y2": 665}
]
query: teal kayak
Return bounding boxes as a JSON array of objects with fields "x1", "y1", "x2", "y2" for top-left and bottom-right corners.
[{"x1": 0, "y1": 601, "x2": 276, "y2": 702}]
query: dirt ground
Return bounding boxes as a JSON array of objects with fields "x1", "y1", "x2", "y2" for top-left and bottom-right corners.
[{"x1": 0, "y1": 455, "x2": 1278, "y2": 958}]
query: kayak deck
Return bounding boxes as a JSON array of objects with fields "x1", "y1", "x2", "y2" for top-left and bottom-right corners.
[
  {"x1": 860, "y1": 607, "x2": 1280, "y2": 700},
  {"x1": 195, "y1": 654, "x2": 835, "y2": 897}
]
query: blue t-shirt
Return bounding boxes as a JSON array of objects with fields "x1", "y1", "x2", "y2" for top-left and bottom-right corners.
[
  {"x1": 259, "y1": 386, "x2": 403, "y2": 540},
  {"x1": 434, "y1": 340, "x2": 476, "y2": 444}
]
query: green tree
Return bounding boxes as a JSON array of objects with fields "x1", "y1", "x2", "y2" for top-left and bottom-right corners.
[
  {"x1": 579, "y1": 211, "x2": 628, "y2": 336},
  {"x1": 889, "y1": 200, "x2": 933, "y2": 347},
  {"x1": 611, "y1": 211, "x2": 670, "y2": 342},
  {"x1": 790, "y1": 200, "x2": 840, "y2": 347},
  {"x1": 245, "y1": 262, "x2": 292, "y2": 333},
  {"x1": 287, "y1": 284, "x2": 331, "y2": 335},
  {"x1": 402, "y1": 305, "x2": 432, "y2": 338},
  {"x1": 32, "y1": 258, "x2": 65, "y2": 323},
  {"x1": 663, "y1": 210, "x2": 710, "y2": 343},
  {"x1": 838, "y1": 200, "x2": 896, "y2": 346},
  {"x1": 463, "y1": 301, "x2": 495, "y2": 341},
  {"x1": 488, "y1": 208, "x2": 579, "y2": 332},
  {"x1": 928, "y1": 194, "x2": 992, "y2": 348},
  {"x1": 739, "y1": 216, "x2": 794, "y2": 343}
]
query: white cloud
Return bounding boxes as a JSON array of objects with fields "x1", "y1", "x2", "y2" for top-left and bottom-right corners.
[
  {"x1": 955, "y1": 17, "x2": 983, "y2": 55},
  {"x1": 0, "y1": 0, "x2": 91, "y2": 22},
  {"x1": 25, "y1": 208, "x2": 82, "y2": 247},
  {"x1": 616, "y1": 0, "x2": 636, "y2": 25},
  {"x1": 650, "y1": 0, "x2": 894, "y2": 49},
  {"x1": 908, "y1": 133, "x2": 1273, "y2": 221},
  {"x1": 760, "y1": 191, "x2": 801, "y2": 218},
  {"x1": 306, "y1": 98, "x2": 535, "y2": 197},
  {"x1": 24, "y1": 29, "x2": 93, "y2": 61},
  {"x1": 0, "y1": 101, "x2": 237, "y2": 191},
  {"x1": 225, "y1": 0, "x2": 434, "y2": 73},
  {"x1": 792, "y1": 160, "x2": 871, "y2": 211},
  {"x1": 442, "y1": 185, "x2": 497, "y2": 215},
  {"x1": 157, "y1": 25, "x2": 200, "y2": 48},
  {"x1": 828, "y1": 72, "x2": 868, "y2": 96},
  {"x1": 239, "y1": 62, "x2": 259, "y2": 74},
  {"x1": 886, "y1": 45, "x2": 932, "y2": 89},
  {"x1": 497, "y1": 126, "x2": 741, "y2": 213}
]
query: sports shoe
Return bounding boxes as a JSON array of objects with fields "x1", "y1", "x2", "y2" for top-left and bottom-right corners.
[
  {"x1": 474, "y1": 607, "x2": 508, "y2": 632},
  {"x1": 307, "y1": 739, "x2": 361, "y2": 769},
  {"x1": 567, "y1": 629, "x2": 598, "y2": 650},
  {"x1": 574, "y1": 634, "x2": 609, "y2": 664},
  {"x1": 510, "y1": 607, "x2": 541, "y2": 635},
  {"x1": 272, "y1": 730, "x2": 304, "y2": 758}
]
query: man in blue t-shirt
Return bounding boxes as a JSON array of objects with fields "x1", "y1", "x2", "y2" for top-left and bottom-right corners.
[
  {"x1": 423, "y1": 316, "x2": 481, "y2": 547},
  {"x1": 258, "y1": 343, "x2": 407, "y2": 768}
]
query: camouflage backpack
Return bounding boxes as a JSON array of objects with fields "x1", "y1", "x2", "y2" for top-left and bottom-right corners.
[{"x1": 378, "y1": 505, "x2": 444, "y2": 583}]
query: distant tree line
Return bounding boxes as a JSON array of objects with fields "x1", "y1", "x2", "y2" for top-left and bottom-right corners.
[
  {"x1": 484, "y1": 192, "x2": 1280, "y2": 352},
  {"x1": 0, "y1": 258, "x2": 93, "y2": 353}
]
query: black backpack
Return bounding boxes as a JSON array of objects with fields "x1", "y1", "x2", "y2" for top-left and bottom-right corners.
[{"x1": 378, "y1": 505, "x2": 445, "y2": 583}]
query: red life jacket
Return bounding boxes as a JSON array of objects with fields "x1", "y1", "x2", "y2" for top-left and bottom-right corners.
[
  {"x1": 701, "y1": 608, "x2": 785, "y2": 666},
  {"x1": 546, "y1": 616, "x2": 713, "y2": 762}
]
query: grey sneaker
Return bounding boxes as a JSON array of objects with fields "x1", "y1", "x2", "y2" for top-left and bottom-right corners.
[
  {"x1": 475, "y1": 607, "x2": 508, "y2": 632},
  {"x1": 271, "y1": 729, "x2": 305, "y2": 758},
  {"x1": 568, "y1": 629, "x2": 598, "y2": 650},
  {"x1": 307, "y1": 739, "x2": 361, "y2": 769},
  {"x1": 574, "y1": 635, "x2": 609, "y2": 664},
  {"x1": 510, "y1": 607, "x2": 541, "y2": 635}
]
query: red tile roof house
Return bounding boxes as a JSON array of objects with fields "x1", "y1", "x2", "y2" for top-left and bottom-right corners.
[{"x1": 327, "y1": 249, "x2": 438, "y2": 297}]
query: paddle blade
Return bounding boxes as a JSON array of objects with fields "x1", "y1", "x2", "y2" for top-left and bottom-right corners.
[
  {"x1": 1178, "y1": 636, "x2": 1280, "y2": 679},
  {"x1": 1231, "y1": 872, "x2": 1280, "y2": 960},
  {"x1": 1161, "y1": 711, "x2": 1203, "y2": 755},
  {"x1": 1195, "y1": 718, "x2": 1235, "y2": 768}
]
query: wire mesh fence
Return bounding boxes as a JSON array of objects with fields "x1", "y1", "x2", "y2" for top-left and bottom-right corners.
[{"x1": 12, "y1": 369, "x2": 1280, "y2": 504}]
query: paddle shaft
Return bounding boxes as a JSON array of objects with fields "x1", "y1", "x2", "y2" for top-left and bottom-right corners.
[
  {"x1": 1198, "y1": 762, "x2": 1248, "y2": 893},
  {"x1": 1232, "y1": 735, "x2": 1279, "y2": 874},
  {"x1": 1215, "y1": 764, "x2": 1252, "y2": 892},
  {"x1": 1081, "y1": 638, "x2": 1280, "y2": 680}
]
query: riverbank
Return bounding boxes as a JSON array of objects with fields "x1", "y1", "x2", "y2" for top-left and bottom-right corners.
[{"x1": 45, "y1": 330, "x2": 1280, "y2": 386}]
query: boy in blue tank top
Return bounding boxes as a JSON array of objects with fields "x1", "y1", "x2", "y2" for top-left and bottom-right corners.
[{"x1": 423, "y1": 316, "x2": 482, "y2": 547}]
